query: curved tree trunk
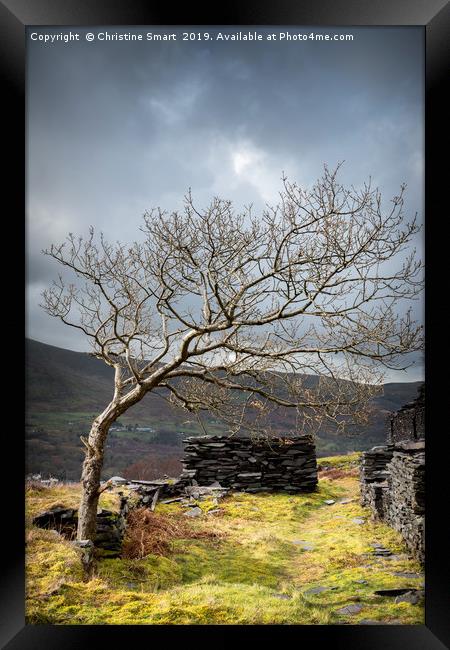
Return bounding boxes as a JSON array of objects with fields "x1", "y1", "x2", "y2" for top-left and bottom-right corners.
[
  {"x1": 77, "y1": 415, "x2": 113, "y2": 540},
  {"x1": 77, "y1": 384, "x2": 146, "y2": 541}
]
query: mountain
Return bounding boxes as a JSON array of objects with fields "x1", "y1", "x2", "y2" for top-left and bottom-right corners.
[{"x1": 25, "y1": 338, "x2": 423, "y2": 479}]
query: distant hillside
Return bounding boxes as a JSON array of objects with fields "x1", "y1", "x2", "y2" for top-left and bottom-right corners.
[
  {"x1": 25, "y1": 339, "x2": 423, "y2": 479},
  {"x1": 26, "y1": 338, "x2": 170, "y2": 417}
]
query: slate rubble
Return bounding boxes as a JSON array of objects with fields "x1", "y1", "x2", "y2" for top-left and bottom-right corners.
[{"x1": 32, "y1": 499, "x2": 129, "y2": 559}]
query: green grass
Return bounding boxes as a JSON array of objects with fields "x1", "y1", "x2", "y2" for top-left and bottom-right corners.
[
  {"x1": 316, "y1": 452, "x2": 361, "y2": 470},
  {"x1": 25, "y1": 457, "x2": 424, "y2": 625},
  {"x1": 25, "y1": 482, "x2": 121, "y2": 524}
]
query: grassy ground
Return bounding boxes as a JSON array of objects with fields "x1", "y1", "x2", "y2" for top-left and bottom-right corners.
[{"x1": 25, "y1": 454, "x2": 424, "y2": 625}]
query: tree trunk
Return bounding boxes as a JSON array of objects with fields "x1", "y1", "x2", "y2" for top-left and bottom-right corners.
[
  {"x1": 77, "y1": 417, "x2": 111, "y2": 541},
  {"x1": 77, "y1": 383, "x2": 147, "y2": 541}
]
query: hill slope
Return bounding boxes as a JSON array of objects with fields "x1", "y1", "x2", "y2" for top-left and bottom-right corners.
[{"x1": 25, "y1": 339, "x2": 423, "y2": 479}]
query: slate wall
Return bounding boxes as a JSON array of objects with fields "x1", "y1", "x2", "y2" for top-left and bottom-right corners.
[
  {"x1": 360, "y1": 382, "x2": 425, "y2": 564},
  {"x1": 179, "y1": 435, "x2": 318, "y2": 493}
]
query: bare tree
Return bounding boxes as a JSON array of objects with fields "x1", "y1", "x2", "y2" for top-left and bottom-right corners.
[{"x1": 41, "y1": 165, "x2": 423, "y2": 541}]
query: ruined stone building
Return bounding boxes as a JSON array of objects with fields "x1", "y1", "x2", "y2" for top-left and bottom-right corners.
[{"x1": 360, "y1": 384, "x2": 425, "y2": 563}]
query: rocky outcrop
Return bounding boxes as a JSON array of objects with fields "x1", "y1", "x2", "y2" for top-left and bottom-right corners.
[{"x1": 178, "y1": 435, "x2": 318, "y2": 493}]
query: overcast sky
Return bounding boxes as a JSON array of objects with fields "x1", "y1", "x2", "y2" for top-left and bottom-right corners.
[{"x1": 26, "y1": 26, "x2": 424, "y2": 382}]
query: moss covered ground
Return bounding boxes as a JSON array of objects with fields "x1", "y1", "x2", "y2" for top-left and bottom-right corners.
[{"x1": 26, "y1": 453, "x2": 424, "y2": 625}]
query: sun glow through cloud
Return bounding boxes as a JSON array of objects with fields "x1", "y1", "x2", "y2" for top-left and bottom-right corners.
[{"x1": 27, "y1": 26, "x2": 424, "y2": 381}]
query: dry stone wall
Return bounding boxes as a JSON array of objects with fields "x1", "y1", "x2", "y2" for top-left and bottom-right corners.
[
  {"x1": 32, "y1": 497, "x2": 129, "y2": 558},
  {"x1": 385, "y1": 442, "x2": 425, "y2": 563},
  {"x1": 360, "y1": 446, "x2": 394, "y2": 521},
  {"x1": 32, "y1": 436, "x2": 318, "y2": 562},
  {"x1": 360, "y1": 446, "x2": 394, "y2": 488},
  {"x1": 179, "y1": 435, "x2": 318, "y2": 493},
  {"x1": 388, "y1": 384, "x2": 425, "y2": 444},
  {"x1": 360, "y1": 385, "x2": 425, "y2": 564}
]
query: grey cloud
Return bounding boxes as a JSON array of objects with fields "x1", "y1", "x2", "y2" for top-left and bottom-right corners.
[{"x1": 26, "y1": 26, "x2": 424, "y2": 379}]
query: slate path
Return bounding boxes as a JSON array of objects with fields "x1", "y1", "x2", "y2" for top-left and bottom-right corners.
[
  {"x1": 304, "y1": 586, "x2": 330, "y2": 595},
  {"x1": 292, "y1": 540, "x2": 315, "y2": 551},
  {"x1": 280, "y1": 465, "x2": 425, "y2": 625}
]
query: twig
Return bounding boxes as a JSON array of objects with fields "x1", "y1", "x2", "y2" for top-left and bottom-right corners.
[{"x1": 97, "y1": 480, "x2": 112, "y2": 495}]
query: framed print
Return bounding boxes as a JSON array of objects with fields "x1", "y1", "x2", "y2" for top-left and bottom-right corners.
[{"x1": 3, "y1": 0, "x2": 449, "y2": 647}]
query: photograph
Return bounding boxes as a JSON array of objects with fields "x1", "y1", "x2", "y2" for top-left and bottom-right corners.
[{"x1": 25, "y1": 24, "x2": 426, "y2": 626}]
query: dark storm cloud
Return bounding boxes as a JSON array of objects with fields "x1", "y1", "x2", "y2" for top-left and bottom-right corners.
[{"x1": 26, "y1": 26, "x2": 424, "y2": 380}]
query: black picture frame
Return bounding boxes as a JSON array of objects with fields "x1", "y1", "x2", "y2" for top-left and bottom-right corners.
[{"x1": 5, "y1": 1, "x2": 449, "y2": 647}]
